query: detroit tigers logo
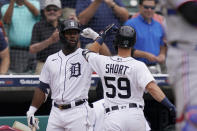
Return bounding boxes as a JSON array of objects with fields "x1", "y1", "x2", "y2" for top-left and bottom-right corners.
[{"x1": 70, "y1": 62, "x2": 81, "y2": 78}]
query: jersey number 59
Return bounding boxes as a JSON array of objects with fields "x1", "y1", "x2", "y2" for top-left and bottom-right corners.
[{"x1": 104, "y1": 76, "x2": 131, "y2": 99}]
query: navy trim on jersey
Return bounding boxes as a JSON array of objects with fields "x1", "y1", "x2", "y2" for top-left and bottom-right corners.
[
  {"x1": 58, "y1": 52, "x2": 63, "y2": 98},
  {"x1": 82, "y1": 49, "x2": 94, "y2": 61},
  {"x1": 38, "y1": 81, "x2": 50, "y2": 94}
]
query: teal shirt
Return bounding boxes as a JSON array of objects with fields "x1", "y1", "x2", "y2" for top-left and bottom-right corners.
[{"x1": 1, "y1": 0, "x2": 40, "y2": 47}]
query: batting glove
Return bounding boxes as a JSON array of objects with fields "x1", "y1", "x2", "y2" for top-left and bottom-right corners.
[
  {"x1": 81, "y1": 28, "x2": 99, "y2": 40},
  {"x1": 26, "y1": 106, "x2": 39, "y2": 130}
]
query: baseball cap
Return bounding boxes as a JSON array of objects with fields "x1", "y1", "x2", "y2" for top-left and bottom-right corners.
[{"x1": 44, "y1": 0, "x2": 62, "y2": 9}]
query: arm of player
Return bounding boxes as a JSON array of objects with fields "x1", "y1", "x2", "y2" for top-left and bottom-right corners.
[
  {"x1": 146, "y1": 81, "x2": 176, "y2": 115},
  {"x1": 26, "y1": 82, "x2": 50, "y2": 130}
]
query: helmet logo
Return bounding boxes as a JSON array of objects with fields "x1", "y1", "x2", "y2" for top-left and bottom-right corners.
[
  {"x1": 123, "y1": 40, "x2": 129, "y2": 45},
  {"x1": 70, "y1": 21, "x2": 75, "y2": 27}
]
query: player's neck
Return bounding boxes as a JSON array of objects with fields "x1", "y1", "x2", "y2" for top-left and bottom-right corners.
[{"x1": 118, "y1": 48, "x2": 131, "y2": 58}]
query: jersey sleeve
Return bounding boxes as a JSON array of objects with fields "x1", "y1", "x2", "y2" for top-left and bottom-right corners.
[
  {"x1": 39, "y1": 58, "x2": 51, "y2": 84},
  {"x1": 136, "y1": 62, "x2": 155, "y2": 90},
  {"x1": 82, "y1": 49, "x2": 102, "y2": 75}
]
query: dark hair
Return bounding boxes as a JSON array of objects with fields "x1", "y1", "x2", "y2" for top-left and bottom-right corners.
[{"x1": 139, "y1": 0, "x2": 156, "y2": 5}]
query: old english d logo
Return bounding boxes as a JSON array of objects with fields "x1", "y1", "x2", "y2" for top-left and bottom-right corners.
[{"x1": 70, "y1": 62, "x2": 81, "y2": 78}]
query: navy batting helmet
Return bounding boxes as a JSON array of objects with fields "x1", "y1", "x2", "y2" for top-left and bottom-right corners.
[
  {"x1": 59, "y1": 19, "x2": 81, "y2": 44},
  {"x1": 114, "y1": 26, "x2": 136, "y2": 48}
]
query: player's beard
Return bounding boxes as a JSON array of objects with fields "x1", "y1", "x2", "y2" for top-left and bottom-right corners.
[{"x1": 63, "y1": 39, "x2": 78, "y2": 53}]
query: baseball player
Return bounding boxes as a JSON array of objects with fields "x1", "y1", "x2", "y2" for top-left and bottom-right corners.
[
  {"x1": 163, "y1": 0, "x2": 197, "y2": 130},
  {"x1": 26, "y1": 19, "x2": 97, "y2": 131},
  {"x1": 81, "y1": 25, "x2": 176, "y2": 131}
]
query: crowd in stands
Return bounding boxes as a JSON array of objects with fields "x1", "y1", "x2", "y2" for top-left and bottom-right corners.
[{"x1": 0, "y1": 0, "x2": 166, "y2": 75}]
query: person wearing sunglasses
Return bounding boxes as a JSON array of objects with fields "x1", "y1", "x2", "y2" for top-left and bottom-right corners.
[
  {"x1": 1, "y1": 0, "x2": 40, "y2": 74},
  {"x1": 124, "y1": 0, "x2": 167, "y2": 74},
  {"x1": 29, "y1": 0, "x2": 63, "y2": 75}
]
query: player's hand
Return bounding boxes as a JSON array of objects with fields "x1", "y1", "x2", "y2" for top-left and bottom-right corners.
[
  {"x1": 100, "y1": 23, "x2": 118, "y2": 39},
  {"x1": 26, "y1": 111, "x2": 39, "y2": 130},
  {"x1": 169, "y1": 105, "x2": 176, "y2": 124},
  {"x1": 81, "y1": 28, "x2": 99, "y2": 40}
]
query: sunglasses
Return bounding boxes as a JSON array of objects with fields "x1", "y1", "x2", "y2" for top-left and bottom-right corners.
[
  {"x1": 46, "y1": 7, "x2": 59, "y2": 12},
  {"x1": 143, "y1": 5, "x2": 155, "y2": 10}
]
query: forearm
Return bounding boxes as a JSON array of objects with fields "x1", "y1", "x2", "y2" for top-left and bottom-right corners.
[
  {"x1": 146, "y1": 81, "x2": 166, "y2": 102},
  {"x1": 78, "y1": 0, "x2": 102, "y2": 25},
  {"x1": 0, "y1": 48, "x2": 10, "y2": 74},
  {"x1": 133, "y1": 50, "x2": 148, "y2": 58},
  {"x1": 31, "y1": 88, "x2": 45, "y2": 109},
  {"x1": 87, "y1": 41, "x2": 102, "y2": 53},
  {"x1": 24, "y1": 0, "x2": 40, "y2": 16},
  {"x1": 3, "y1": 1, "x2": 15, "y2": 24},
  {"x1": 99, "y1": 43, "x2": 111, "y2": 56},
  {"x1": 109, "y1": 2, "x2": 129, "y2": 22},
  {"x1": 29, "y1": 38, "x2": 53, "y2": 54}
]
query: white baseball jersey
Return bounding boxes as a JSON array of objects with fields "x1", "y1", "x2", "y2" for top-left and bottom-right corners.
[
  {"x1": 163, "y1": 0, "x2": 197, "y2": 44},
  {"x1": 40, "y1": 48, "x2": 93, "y2": 104},
  {"x1": 84, "y1": 52, "x2": 155, "y2": 107}
]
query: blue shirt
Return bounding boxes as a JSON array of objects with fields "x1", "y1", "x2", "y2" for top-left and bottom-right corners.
[
  {"x1": 1, "y1": 0, "x2": 40, "y2": 47},
  {"x1": 124, "y1": 15, "x2": 164, "y2": 65},
  {"x1": 76, "y1": 0, "x2": 125, "y2": 54},
  {"x1": 0, "y1": 31, "x2": 7, "y2": 51}
]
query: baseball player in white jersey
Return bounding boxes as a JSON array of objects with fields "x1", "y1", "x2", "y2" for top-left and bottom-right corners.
[
  {"x1": 81, "y1": 25, "x2": 176, "y2": 131},
  {"x1": 26, "y1": 19, "x2": 98, "y2": 131},
  {"x1": 162, "y1": 0, "x2": 197, "y2": 130}
]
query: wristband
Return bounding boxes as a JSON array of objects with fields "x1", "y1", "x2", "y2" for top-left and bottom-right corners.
[
  {"x1": 161, "y1": 97, "x2": 175, "y2": 110},
  {"x1": 28, "y1": 106, "x2": 38, "y2": 114},
  {"x1": 96, "y1": 36, "x2": 104, "y2": 45}
]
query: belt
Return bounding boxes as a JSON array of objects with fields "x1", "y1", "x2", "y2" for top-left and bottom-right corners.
[
  {"x1": 105, "y1": 103, "x2": 143, "y2": 113},
  {"x1": 54, "y1": 99, "x2": 86, "y2": 110}
]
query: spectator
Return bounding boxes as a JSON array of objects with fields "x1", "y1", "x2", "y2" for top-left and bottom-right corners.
[
  {"x1": 0, "y1": 31, "x2": 10, "y2": 75},
  {"x1": 60, "y1": 0, "x2": 77, "y2": 20},
  {"x1": 29, "y1": 0, "x2": 63, "y2": 75},
  {"x1": 0, "y1": 20, "x2": 8, "y2": 43},
  {"x1": 132, "y1": 11, "x2": 164, "y2": 26},
  {"x1": 125, "y1": 0, "x2": 166, "y2": 73},
  {"x1": 0, "y1": 0, "x2": 10, "y2": 19},
  {"x1": 76, "y1": 0, "x2": 129, "y2": 55},
  {"x1": 1, "y1": 0, "x2": 40, "y2": 74}
]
